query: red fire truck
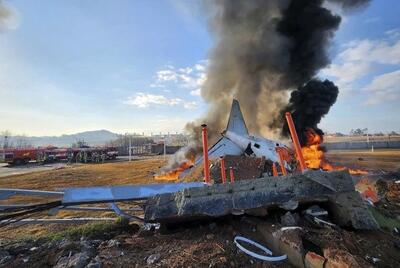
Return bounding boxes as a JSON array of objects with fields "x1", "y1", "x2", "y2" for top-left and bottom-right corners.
[
  {"x1": 3, "y1": 146, "x2": 119, "y2": 165},
  {"x1": 3, "y1": 148, "x2": 39, "y2": 165}
]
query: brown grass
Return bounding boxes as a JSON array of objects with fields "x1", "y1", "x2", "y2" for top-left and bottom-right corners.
[
  {"x1": 0, "y1": 158, "x2": 166, "y2": 191},
  {"x1": 326, "y1": 149, "x2": 400, "y2": 171},
  {"x1": 324, "y1": 135, "x2": 400, "y2": 143},
  {"x1": 0, "y1": 158, "x2": 170, "y2": 238}
]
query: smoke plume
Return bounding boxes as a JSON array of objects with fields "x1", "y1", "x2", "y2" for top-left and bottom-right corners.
[
  {"x1": 0, "y1": 0, "x2": 19, "y2": 32},
  {"x1": 166, "y1": 0, "x2": 370, "y2": 170}
]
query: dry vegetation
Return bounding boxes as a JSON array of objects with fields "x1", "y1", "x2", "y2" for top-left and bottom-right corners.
[
  {"x1": 326, "y1": 149, "x2": 400, "y2": 171},
  {"x1": 0, "y1": 158, "x2": 166, "y2": 191},
  {"x1": 0, "y1": 157, "x2": 168, "y2": 238},
  {"x1": 324, "y1": 135, "x2": 400, "y2": 143},
  {"x1": 0, "y1": 150, "x2": 399, "y2": 239}
]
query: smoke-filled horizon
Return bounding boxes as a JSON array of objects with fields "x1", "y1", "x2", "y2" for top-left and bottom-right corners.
[{"x1": 165, "y1": 0, "x2": 370, "y2": 171}]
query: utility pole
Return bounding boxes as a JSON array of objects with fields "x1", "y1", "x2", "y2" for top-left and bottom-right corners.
[
  {"x1": 163, "y1": 134, "x2": 166, "y2": 160},
  {"x1": 2, "y1": 135, "x2": 8, "y2": 162},
  {"x1": 128, "y1": 136, "x2": 132, "y2": 162}
]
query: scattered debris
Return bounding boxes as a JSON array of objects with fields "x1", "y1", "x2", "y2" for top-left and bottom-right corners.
[
  {"x1": 313, "y1": 217, "x2": 336, "y2": 229},
  {"x1": 365, "y1": 255, "x2": 380, "y2": 265},
  {"x1": 146, "y1": 253, "x2": 161, "y2": 265},
  {"x1": 281, "y1": 212, "x2": 299, "y2": 226},
  {"x1": 233, "y1": 236, "x2": 287, "y2": 262},
  {"x1": 305, "y1": 251, "x2": 325, "y2": 268},
  {"x1": 323, "y1": 248, "x2": 361, "y2": 268},
  {"x1": 305, "y1": 205, "x2": 328, "y2": 217}
]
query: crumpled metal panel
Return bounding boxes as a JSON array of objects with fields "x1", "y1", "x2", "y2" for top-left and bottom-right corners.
[
  {"x1": 62, "y1": 182, "x2": 205, "y2": 204},
  {"x1": 0, "y1": 188, "x2": 63, "y2": 200}
]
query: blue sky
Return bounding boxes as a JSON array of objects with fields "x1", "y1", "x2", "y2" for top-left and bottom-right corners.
[{"x1": 0, "y1": 0, "x2": 399, "y2": 136}]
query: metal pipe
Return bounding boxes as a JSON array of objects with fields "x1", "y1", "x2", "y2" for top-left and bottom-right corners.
[
  {"x1": 220, "y1": 156, "x2": 227, "y2": 183},
  {"x1": 272, "y1": 162, "x2": 278, "y2": 177},
  {"x1": 276, "y1": 147, "x2": 287, "y2": 176},
  {"x1": 201, "y1": 124, "x2": 211, "y2": 184},
  {"x1": 285, "y1": 112, "x2": 307, "y2": 172},
  {"x1": 1, "y1": 218, "x2": 117, "y2": 225},
  {"x1": 229, "y1": 167, "x2": 235, "y2": 183}
]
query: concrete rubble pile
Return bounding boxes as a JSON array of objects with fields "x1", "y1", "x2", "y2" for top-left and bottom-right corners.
[
  {"x1": 144, "y1": 169, "x2": 390, "y2": 267},
  {"x1": 145, "y1": 170, "x2": 378, "y2": 230}
]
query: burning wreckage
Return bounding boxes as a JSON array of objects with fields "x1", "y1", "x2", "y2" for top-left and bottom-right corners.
[
  {"x1": 146, "y1": 100, "x2": 377, "y2": 230},
  {"x1": 1, "y1": 100, "x2": 378, "y2": 229},
  {"x1": 2, "y1": 0, "x2": 399, "y2": 266}
]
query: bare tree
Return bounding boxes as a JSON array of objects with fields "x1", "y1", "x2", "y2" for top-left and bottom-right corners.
[
  {"x1": 1, "y1": 130, "x2": 13, "y2": 149},
  {"x1": 72, "y1": 139, "x2": 89, "y2": 148},
  {"x1": 14, "y1": 135, "x2": 32, "y2": 149}
]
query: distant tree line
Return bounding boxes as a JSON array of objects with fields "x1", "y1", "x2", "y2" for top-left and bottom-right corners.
[
  {"x1": 1, "y1": 130, "x2": 33, "y2": 149},
  {"x1": 105, "y1": 134, "x2": 154, "y2": 155},
  {"x1": 348, "y1": 128, "x2": 399, "y2": 136}
]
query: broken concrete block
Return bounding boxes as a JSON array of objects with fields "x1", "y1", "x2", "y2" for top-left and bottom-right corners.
[
  {"x1": 279, "y1": 229, "x2": 305, "y2": 268},
  {"x1": 145, "y1": 170, "x2": 378, "y2": 230},
  {"x1": 304, "y1": 251, "x2": 325, "y2": 268},
  {"x1": 328, "y1": 191, "x2": 379, "y2": 230},
  {"x1": 281, "y1": 212, "x2": 299, "y2": 226},
  {"x1": 256, "y1": 223, "x2": 305, "y2": 268}
]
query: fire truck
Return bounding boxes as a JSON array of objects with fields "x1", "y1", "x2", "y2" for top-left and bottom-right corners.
[
  {"x1": 3, "y1": 146, "x2": 118, "y2": 165},
  {"x1": 3, "y1": 148, "x2": 39, "y2": 165}
]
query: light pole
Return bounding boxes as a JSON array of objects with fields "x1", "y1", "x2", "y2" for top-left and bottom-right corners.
[
  {"x1": 163, "y1": 134, "x2": 166, "y2": 160},
  {"x1": 128, "y1": 135, "x2": 132, "y2": 162},
  {"x1": 2, "y1": 135, "x2": 8, "y2": 162}
]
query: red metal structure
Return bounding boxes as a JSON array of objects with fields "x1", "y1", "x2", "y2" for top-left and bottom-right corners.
[
  {"x1": 201, "y1": 124, "x2": 211, "y2": 184},
  {"x1": 272, "y1": 162, "x2": 278, "y2": 177},
  {"x1": 229, "y1": 167, "x2": 235, "y2": 183},
  {"x1": 285, "y1": 112, "x2": 307, "y2": 172},
  {"x1": 275, "y1": 147, "x2": 288, "y2": 176},
  {"x1": 220, "y1": 156, "x2": 227, "y2": 183}
]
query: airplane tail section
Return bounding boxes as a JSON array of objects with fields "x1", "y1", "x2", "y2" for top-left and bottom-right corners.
[{"x1": 226, "y1": 99, "x2": 248, "y2": 136}]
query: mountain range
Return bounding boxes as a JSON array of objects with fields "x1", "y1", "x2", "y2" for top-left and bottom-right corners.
[{"x1": 6, "y1": 130, "x2": 119, "y2": 147}]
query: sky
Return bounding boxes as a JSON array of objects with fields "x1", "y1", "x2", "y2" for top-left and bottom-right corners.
[{"x1": 0, "y1": 0, "x2": 399, "y2": 136}]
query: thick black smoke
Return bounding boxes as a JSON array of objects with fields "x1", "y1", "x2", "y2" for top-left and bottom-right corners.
[
  {"x1": 164, "y1": 0, "x2": 370, "y2": 171},
  {"x1": 277, "y1": 0, "x2": 341, "y2": 87},
  {"x1": 282, "y1": 79, "x2": 339, "y2": 145}
]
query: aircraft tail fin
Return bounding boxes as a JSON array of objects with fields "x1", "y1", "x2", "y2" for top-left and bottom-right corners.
[{"x1": 226, "y1": 99, "x2": 248, "y2": 136}]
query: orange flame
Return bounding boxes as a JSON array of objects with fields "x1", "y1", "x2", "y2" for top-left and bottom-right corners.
[
  {"x1": 155, "y1": 160, "x2": 194, "y2": 181},
  {"x1": 301, "y1": 129, "x2": 367, "y2": 175}
]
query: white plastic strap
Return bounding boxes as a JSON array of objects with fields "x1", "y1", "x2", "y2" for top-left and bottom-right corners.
[
  {"x1": 233, "y1": 236, "x2": 287, "y2": 262},
  {"x1": 280, "y1": 226, "x2": 302, "y2": 231}
]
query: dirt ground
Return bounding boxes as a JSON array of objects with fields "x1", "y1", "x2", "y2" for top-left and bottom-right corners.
[
  {"x1": 326, "y1": 149, "x2": 400, "y2": 171},
  {"x1": 0, "y1": 163, "x2": 71, "y2": 178},
  {"x1": 324, "y1": 135, "x2": 400, "y2": 143},
  {"x1": 0, "y1": 157, "x2": 166, "y2": 238},
  {"x1": 0, "y1": 157, "x2": 165, "y2": 191},
  {"x1": 0, "y1": 151, "x2": 399, "y2": 267}
]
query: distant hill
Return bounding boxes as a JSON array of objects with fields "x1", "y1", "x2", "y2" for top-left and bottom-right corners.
[{"x1": 8, "y1": 130, "x2": 119, "y2": 147}]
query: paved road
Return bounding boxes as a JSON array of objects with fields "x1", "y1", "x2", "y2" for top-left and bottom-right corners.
[
  {"x1": 0, "y1": 162, "x2": 71, "y2": 178},
  {"x1": 0, "y1": 156, "x2": 158, "y2": 178}
]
